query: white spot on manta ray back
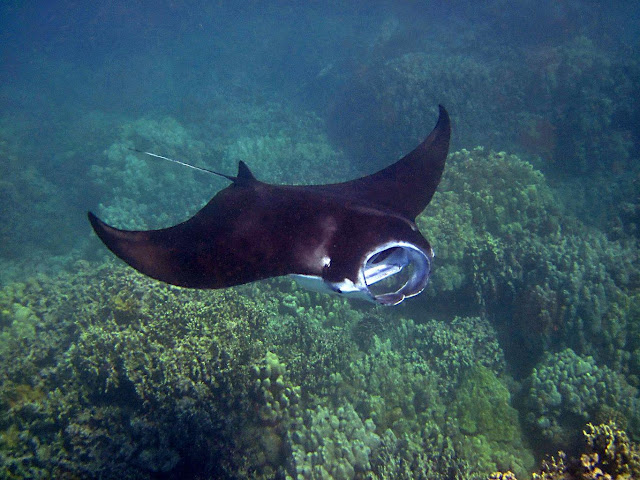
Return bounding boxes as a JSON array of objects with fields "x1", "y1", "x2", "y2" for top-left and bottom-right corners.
[{"x1": 296, "y1": 216, "x2": 337, "y2": 271}]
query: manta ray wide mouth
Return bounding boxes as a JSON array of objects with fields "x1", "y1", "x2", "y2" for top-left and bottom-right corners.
[{"x1": 362, "y1": 242, "x2": 431, "y2": 306}]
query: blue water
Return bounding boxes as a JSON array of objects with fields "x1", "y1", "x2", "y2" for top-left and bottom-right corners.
[{"x1": 1, "y1": 2, "x2": 639, "y2": 479}]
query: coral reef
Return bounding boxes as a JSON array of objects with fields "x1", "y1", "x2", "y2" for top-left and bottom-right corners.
[
  {"x1": 2, "y1": 8, "x2": 640, "y2": 479},
  {"x1": 0, "y1": 120, "x2": 75, "y2": 261},
  {"x1": 323, "y1": 315, "x2": 534, "y2": 478},
  {"x1": 522, "y1": 36, "x2": 639, "y2": 175},
  {"x1": 490, "y1": 421, "x2": 640, "y2": 480},
  {"x1": 329, "y1": 34, "x2": 638, "y2": 178},
  {"x1": 89, "y1": 116, "x2": 212, "y2": 230},
  {"x1": 416, "y1": 148, "x2": 639, "y2": 378},
  {"x1": 89, "y1": 104, "x2": 353, "y2": 235},
  {"x1": 285, "y1": 402, "x2": 381, "y2": 479},
  {"x1": 4, "y1": 142, "x2": 638, "y2": 479},
  {"x1": 328, "y1": 51, "x2": 514, "y2": 167},
  {"x1": 0, "y1": 262, "x2": 272, "y2": 478},
  {"x1": 452, "y1": 365, "x2": 534, "y2": 476},
  {"x1": 0, "y1": 259, "x2": 533, "y2": 479},
  {"x1": 523, "y1": 349, "x2": 638, "y2": 449}
]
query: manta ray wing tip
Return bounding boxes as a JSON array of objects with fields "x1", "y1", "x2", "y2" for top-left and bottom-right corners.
[
  {"x1": 436, "y1": 105, "x2": 450, "y2": 130},
  {"x1": 87, "y1": 211, "x2": 101, "y2": 230}
]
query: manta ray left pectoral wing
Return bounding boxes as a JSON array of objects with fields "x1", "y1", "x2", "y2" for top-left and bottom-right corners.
[{"x1": 316, "y1": 105, "x2": 450, "y2": 220}]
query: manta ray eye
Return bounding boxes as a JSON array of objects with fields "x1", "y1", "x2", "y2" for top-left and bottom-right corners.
[{"x1": 362, "y1": 243, "x2": 431, "y2": 306}]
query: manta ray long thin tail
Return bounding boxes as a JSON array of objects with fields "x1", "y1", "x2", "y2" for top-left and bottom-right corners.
[{"x1": 128, "y1": 148, "x2": 235, "y2": 181}]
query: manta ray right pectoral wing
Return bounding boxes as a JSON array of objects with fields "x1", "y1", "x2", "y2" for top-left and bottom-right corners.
[
  {"x1": 87, "y1": 173, "x2": 297, "y2": 289},
  {"x1": 87, "y1": 209, "x2": 255, "y2": 289}
]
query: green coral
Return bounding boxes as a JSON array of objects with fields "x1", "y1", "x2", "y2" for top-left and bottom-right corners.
[
  {"x1": 322, "y1": 315, "x2": 527, "y2": 479},
  {"x1": 454, "y1": 365, "x2": 519, "y2": 439},
  {"x1": 493, "y1": 421, "x2": 640, "y2": 479},
  {"x1": 451, "y1": 365, "x2": 534, "y2": 477},
  {"x1": 417, "y1": 147, "x2": 638, "y2": 378},
  {"x1": 0, "y1": 260, "x2": 531, "y2": 479},
  {"x1": 285, "y1": 402, "x2": 381, "y2": 479},
  {"x1": 524, "y1": 348, "x2": 639, "y2": 449}
]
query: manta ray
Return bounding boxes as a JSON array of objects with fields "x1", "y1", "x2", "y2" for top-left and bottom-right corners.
[{"x1": 89, "y1": 106, "x2": 450, "y2": 305}]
